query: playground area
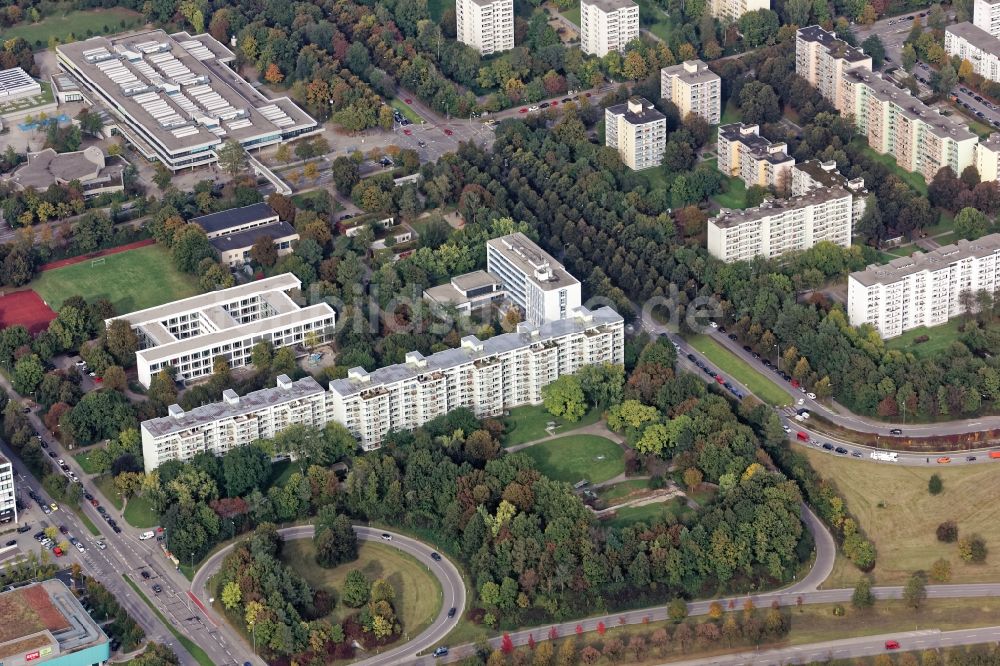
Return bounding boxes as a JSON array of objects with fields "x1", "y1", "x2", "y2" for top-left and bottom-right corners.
[
  {"x1": 0, "y1": 290, "x2": 57, "y2": 334},
  {"x1": 17, "y1": 113, "x2": 69, "y2": 132}
]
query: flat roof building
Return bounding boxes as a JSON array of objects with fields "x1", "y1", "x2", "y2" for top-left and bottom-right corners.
[
  {"x1": 0, "y1": 67, "x2": 41, "y2": 103},
  {"x1": 975, "y1": 0, "x2": 1000, "y2": 38},
  {"x1": 580, "y1": 0, "x2": 639, "y2": 57},
  {"x1": 190, "y1": 202, "x2": 279, "y2": 238},
  {"x1": 660, "y1": 60, "x2": 721, "y2": 124},
  {"x1": 486, "y1": 233, "x2": 582, "y2": 326},
  {"x1": 0, "y1": 580, "x2": 111, "y2": 666},
  {"x1": 945, "y1": 22, "x2": 1000, "y2": 83},
  {"x1": 716, "y1": 123, "x2": 794, "y2": 191},
  {"x1": 5, "y1": 147, "x2": 124, "y2": 198},
  {"x1": 605, "y1": 96, "x2": 666, "y2": 171},
  {"x1": 140, "y1": 374, "x2": 326, "y2": 472},
  {"x1": 211, "y1": 221, "x2": 299, "y2": 268},
  {"x1": 795, "y1": 25, "x2": 872, "y2": 112},
  {"x1": 329, "y1": 306, "x2": 624, "y2": 449},
  {"x1": 107, "y1": 273, "x2": 335, "y2": 387},
  {"x1": 0, "y1": 454, "x2": 15, "y2": 525},
  {"x1": 791, "y1": 159, "x2": 868, "y2": 225},
  {"x1": 708, "y1": 186, "x2": 853, "y2": 263},
  {"x1": 978, "y1": 133, "x2": 1000, "y2": 181},
  {"x1": 56, "y1": 30, "x2": 317, "y2": 172},
  {"x1": 423, "y1": 270, "x2": 506, "y2": 314},
  {"x1": 848, "y1": 234, "x2": 1000, "y2": 338},
  {"x1": 457, "y1": 0, "x2": 514, "y2": 55}
]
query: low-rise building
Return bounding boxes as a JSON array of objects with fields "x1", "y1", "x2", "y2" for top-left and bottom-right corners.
[
  {"x1": 456, "y1": 0, "x2": 514, "y2": 55},
  {"x1": 5, "y1": 146, "x2": 124, "y2": 197},
  {"x1": 791, "y1": 159, "x2": 868, "y2": 225},
  {"x1": 423, "y1": 270, "x2": 506, "y2": 314},
  {"x1": 848, "y1": 234, "x2": 1000, "y2": 338},
  {"x1": 486, "y1": 233, "x2": 582, "y2": 326},
  {"x1": 795, "y1": 25, "x2": 873, "y2": 112},
  {"x1": 580, "y1": 0, "x2": 639, "y2": 57},
  {"x1": 660, "y1": 60, "x2": 721, "y2": 124},
  {"x1": 707, "y1": 186, "x2": 853, "y2": 263},
  {"x1": 140, "y1": 374, "x2": 326, "y2": 472},
  {"x1": 0, "y1": 454, "x2": 15, "y2": 524},
  {"x1": 328, "y1": 306, "x2": 624, "y2": 449},
  {"x1": 0, "y1": 67, "x2": 41, "y2": 103},
  {"x1": 945, "y1": 22, "x2": 1000, "y2": 83},
  {"x1": 190, "y1": 202, "x2": 279, "y2": 238},
  {"x1": 716, "y1": 123, "x2": 794, "y2": 191},
  {"x1": 0, "y1": 580, "x2": 111, "y2": 666},
  {"x1": 604, "y1": 96, "x2": 666, "y2": 171},
  {"x1": 211, "y1": 221, "x2": 298, "y2": 268},
  {"x1": 107, "y1": 273, "x2": 335, "y2": 387}
]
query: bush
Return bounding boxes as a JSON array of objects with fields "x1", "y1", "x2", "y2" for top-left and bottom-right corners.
[
  {"x1": 928, "y1": 474, "x2": 943, "y2": 495},
  {"x1": 914, "y1": 335, "x2": 929, "y2": 344},
  {"x1": 832, "y1": 604, "x2": 845, "y2": 616},
  {"x1": 959, "y1": 534, "x2": 988, "y2": 563},
  {"x1": 937, "y1": 520, "x2": 959, "y2": 542}
]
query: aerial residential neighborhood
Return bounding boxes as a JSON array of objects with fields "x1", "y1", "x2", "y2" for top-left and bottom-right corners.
[{"x1": 4, "y1": 0, "x2": 1000, "y2": 663}]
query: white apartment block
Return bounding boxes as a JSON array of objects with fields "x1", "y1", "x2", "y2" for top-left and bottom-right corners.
[
  {"x1": 975, "y1": 0, "x2": 1000, "y2": 38},
  {"x1": 795, "y1": 26, "x2": 872, "y2": 112},
  {"x1": 140, "y1": 374, "x2": 327, "y2": 472},
  {"x1": 841, "y1": 69, "x2": 978, "y2": 181},
  {"x1": 329, "y1": 306, "x2": 624, "y2": 450},
  {"x1": 660, "y1": 60, "x2": 721, "y2": 124},
  {"x1": 710, "y1": 0, "x2": 769, "y2": 22},
  {"x1": 716, "y1": 123, "x2": 795, "y2": 191},
  {"x1": 791, "y1": 159, "x2": 869, "y2": 226},
  {"x1": 108, "y1": 274, "x2": 336, "y2": 388},
  {"x1": 580, "y1": 0, "x2": 639, "y2": 57},
  {"x1": 978, "y1": 133, "x2": 1000, "y2": 181},
  {"x1": 456, "y1": 0, "x2": 514, "y2": 55},
  {"x1": 848, "y1": 234, "x2": 1000, "y2": 339},
  {"x1": 0, "y1": 455, "x2": 16, "y2": 524},
  {"x1": 486, "y1": 233, "x2": 582, "y2": 326},
  {"x1": 945, "y1": 22, "x2": 1000, "y2": 83},
  {"x1": 707, "y1": 186, "x2": 853, "y2": 263},
  {"x1": 605, "y1": 97, "x2": 666, "y2": 171}
]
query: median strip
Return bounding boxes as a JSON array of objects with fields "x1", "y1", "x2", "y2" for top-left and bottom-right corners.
[{"x1": 122, "y1": 574, "x2": 214, "y2": 666}]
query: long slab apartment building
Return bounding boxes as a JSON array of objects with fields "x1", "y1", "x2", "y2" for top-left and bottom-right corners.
[
  {"x1": 109, "y1": 273, "x2": 335, "y2": 388},
  {"x1": 848, "y1": 233, "x2": 1000, "y2": 339},
  {"x1": 945, "y1": 0, "x2": 1000, "y2": 83},
  {"x1": 140, "y1": 306, "x2": 624, "y2": 467},
  {"x1": 0, "y1": 454, "x2": 15, "y2": 524},
  {"x1": 56, "y1": 30, "x2": 317, "y2": 171}
]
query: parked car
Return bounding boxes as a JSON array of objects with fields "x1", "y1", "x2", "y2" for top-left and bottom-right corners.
[
  {"x1": 433, "y1": 647, "x2": 449, "y2": 657},
  {"x1": 152, "y1": 584, "x2": 162, "y2": 593},
  {"x1": 381, "y1": 533, "x2": 393, "y2": 541},
  {"x1": 937, "y1": 457, "x2": 952, "y2": 464},
  {"x1": 4, "y1": 539, "x2": 15, "y2": 547},
  {"x1": 885, "y1": 640, "x2": 900, "y2": 650},
  {"x1": 141, "y1": 570, "x2": 151, "y2": 579}
]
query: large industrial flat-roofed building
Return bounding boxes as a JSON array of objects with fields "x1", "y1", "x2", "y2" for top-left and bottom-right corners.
[
  {"x1": 108, "y1": 274, "x2": 335, "y2": 388},
  {"x1": 56, "y1": 30, "x2": 317, "y2": 172}
]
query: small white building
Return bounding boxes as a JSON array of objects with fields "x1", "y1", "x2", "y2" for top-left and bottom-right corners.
[{"x1": 0, "y1": 454, "x2": 16, "y2": 525}]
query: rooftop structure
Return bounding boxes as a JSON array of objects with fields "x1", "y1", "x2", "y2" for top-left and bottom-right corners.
[
  {"x1": 107, "y1": 273, "x2": 335, "y2": 387},
  {"x1": 56, "y1": 30, "x2": 317, "y2": 172},
  {"x1": 210, "y1": 220, "x2": 299, "y2": 268},
  {"x1": 660, "y1": 60, "x2": 720, "y2": 124},
  {"x1": 5, "y1": 147, "x2": 124, "y2": 197},
  {"x1": 0, "y1": 67, "x2": 41, "y2": 102},
  {"x1": 423, "y1": 270, "x2": 506, "y2": 314},
  {"x1": 486, "y1": 233, "x2": 582, "y2": 325},
  {"x1": 0, "y1": 580, "x2": 111, "y2": 666}
]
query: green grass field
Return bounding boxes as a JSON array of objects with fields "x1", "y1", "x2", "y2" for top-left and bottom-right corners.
[
  {"x1": 603, "y1": 498, "x2": 692, "y2": 528},
  {"x1": 711, "y1": 174, "x2": 749, "y2": 209},
  {"x1": 281, "y1": 540, "x2": 442, "y2": 635},
  {"x1": 123, "y1": 496, "x2": 159, "y2": 529},
  {"x1": 0, "y1": 9, "x2": 142, "y2": 46},
  {"x1": 597, "y1": 478, "x2": 654, "y2": 503},
  {"x1": 502, "y1": 404, "x2": 603, "y2": 446},
  {"x1": 93, "y1": 474, "x2": 122, "y2": 510},
  {"x1": 33, "y1": 245, "x2": 200, "y2": 313},
  {"x1": 518, "y1": 434, "x2": 624, "y2": 484},
  {"x1": 884, "y1": 317, "x2": 965, "y2": 358},
  {"x1": 562, "y1": 4, "x2": 581, "y2": 25},
  {"x1": 803, "y1": 447, "x2": 1000, "y2": 587},
  {"x1": 720, "y1": 100, "x2": 741, "y2": 125},
  {"x1": 634, "y1": 0, "x2": 676, "y2": 42},
  {"x1": 858, "y1": 141, "x2": 927, "y2": 196},
  {"x1": 391, "y1": 98, "x2": 424, "y2": 124},
  {"x1": 72, "y1": 450, "x2": 102, "y2": 475},
  {"x1": 686, "y1": 334, "x2": 791, "y2": 407}
]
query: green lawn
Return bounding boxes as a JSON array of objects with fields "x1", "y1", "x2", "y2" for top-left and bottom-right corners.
[
  {"x1": 858, "y1": 141, "x2": 927, "y2": 195},
  {"x1": 711, "y1": 174, "x2": 749, "y2": 209},
  {"x1": 123, "y1": 575, "x2": 214, "y2": 666},
  {"x1": 634, "y1": 0, "x2": 676, "y2": 42},
  {"x1": 123, "y1": 496, "x2": 159, "y2": 529},
  {"x1": 686, "y1": 333, "x2": 791, "y2": 407},
  {"x1": 603, "y1": 497, "x2": 691, "y2": 528},
  {"x1": 427, "y1": 0, "x2": 450, "y2": 21},
  {"x1": 502, "y1": 404, "x2": 604, "y2": 446},
  {"x1": 0, "y1": 9, "x2": 142, "y2": 47},
  {"x1": 93, "y1": 474, "x2": 122, "y2": 510},
  {"x1": 268, "y1": 459, "x2": 296, "y2": 488},
  {"x1": 561, "y1": 4, "x2": 581, "y2": 25},
  {"x1": 33, "y1": 245, "x2": 200, "y2": 314},
  {"x1": 924, "y1": 210, "x2": 955, "y2": 237},
  {"x1": 72, "y1": 450, "x2": 103, "y2": 475},
  {"x1": 884, "y1": 317, "x2": 966, "y2": 358},
  {"x1": 281, "y1": 540, "x2": 442, "y2": 635},
  {"x1": 720, "y1": 100, "x2": 741, "y2": 125},
  {"x1": 518, "y1": 434, "x2": 624, "y2": 484},
  {"x1": 639, "y1": 166, "x2": 672, "y2": 191},
  {"x1": 390, "y1": 98, "x2": 424, "y2": 124},
  {"x1": 596, "y1": 478, "x2": 654, "y2": 502}
]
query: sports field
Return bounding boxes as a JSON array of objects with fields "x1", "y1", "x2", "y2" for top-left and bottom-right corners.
[
  {"x1": 0, "y1": 9, "x2": 141, "y2": 46},
  {"x1": 0, "y1": 290, "x2": 56, "y2": 334},
  {"x1": 33, "y1": 245, "x2": 199, "y2": 314},
  {"x1": 518, "y1": 434, "x2": 624, "y2": 484}
]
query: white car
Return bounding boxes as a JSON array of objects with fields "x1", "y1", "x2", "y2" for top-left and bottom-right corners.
[
  {"x1": 806, "y1": 392, "x2": 816, "y2": 400},
  {"x1": 709, "y1": 322, "x2": 718, "y2": 329},
  {"x1": 781, "y1": 425, "x2": 791, "y2": 433},
  {"x1": 528, "y1": 105, "x2": 539, "y2": 112},
  {"x1": 57, "y1": 459, "x2": 64, "y2": 465},
  {"x1": 797, "y1": 398, "x2": 804, "y2": 406},
  {"x1": 95, "y1": 541, "x2": 107, "y2": 550},
  {"x1": 138, "y1": 531, "x2": 155, "y2": 541},
  {"x1": 76, "y1": 542, "x2": 85, "y2": 553}
]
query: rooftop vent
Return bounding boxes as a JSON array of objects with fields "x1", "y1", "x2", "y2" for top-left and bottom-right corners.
[
  {"x1": 223, "y1": 389, "x2": 239, "y2": 405},
  {"x1": 168, "y1": 404, "x2": 185, "y2": 419},
  {"x1": 276, "y1": 374, "x2": 293, "y2": 390}
]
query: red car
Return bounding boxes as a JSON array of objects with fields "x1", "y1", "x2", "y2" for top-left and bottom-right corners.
[
  {"x1": 403, "y1": 129, "x2": 412, "y2": 135},
  {"x1": 715, "y1": 375, "x2": 725, "y2": 384},
  {"x1": 885, "y1": 640, "x2": 900, "y2": 650},
  {"x1": 551, "y1": 100, "x2": 559, "y2": 106},
  {"x1": 443, "y1": 128, "x2": 453, "y2": 135},
  {"x1": 404, "y1": 98, "x2": 412, "y2": 104},
  {"x1": 519, "y1": 107, "x2": 528, "y2": 113}
]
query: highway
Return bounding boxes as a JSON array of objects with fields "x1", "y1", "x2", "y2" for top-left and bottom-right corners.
[{"x1": 191, "y1": 525, "x2": 465, "y2": 666}]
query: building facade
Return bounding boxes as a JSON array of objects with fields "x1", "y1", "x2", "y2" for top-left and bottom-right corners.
[
  {"x1": 791, "y1": 159, "x2": 869, "y2": 225},
  {"x1": 795, "y1": 26, "x2": 872, "y2": 112},
  {"x1": 604, "y1": 96, "x2": 666, "y2": 170},
  {"x1": 0, "y1": 454, "x2": 15, "y2": 524},
  {"x1": 710, "y1": 0, "x2": 769, "y2": 22},
  {"x1": 486, "y1": 233, "x2": 581, "y2": 326},
  {"x1": 660, "y1": 60, "x2": 721, "y2": 124},
  {"x1": 140, "y1": 374, "x2": 327, "y2": 472},
  {"x1": 716, "y1": 123, "x2": 795, "y2": 191},
  {"x1": 977, "y1": 133, "x2": 1000, "y2": 181},
  {"x1": 975, "y1": 0, "x2": 1000, "y2": 38},
  {"x1": 707, "y1": 186, "x2": 854, "y2": 263},
  {"x1": 456, "y1": 0, "x2": 514, "y2": 55},
  {"x1": 108, "y1": 273, "x2": 335, "y2": 387},
  {"x1": 848, "y1": 234, "x2": 1000, "y2": 338},
  {"x1": 945, "y1": 22, "x2": 1000, "y2": 83},
  {"x1": 329, "y1": 306, "x2": 624, "y2": 449},
  {"x1": 580, "y1": 0, "x2": 639, "y2": 57}
]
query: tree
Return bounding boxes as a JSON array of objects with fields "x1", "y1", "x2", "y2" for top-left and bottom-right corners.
[
  {"x1": 928, "y1": 473, "x2": 943, "y2": 495},
  {"x1": 932, "y1": 63, "x2": 959, "y2": 95},
  {"x1": 862, "y1": 34, "x2": 886, "y2": 68},
  {"x1": 937, "y1": 520, "x2": 958, "y2": 542},
  {"x1": 221, "y1": 580, "x2": 242, "y2": 609},
  {"x1": 102, "y1": 365, "x2": 127, "y2": 392},
  {"x1": 929, "y1": 558, "x2": 952, "y2": 582},
  {"x1": 903, "y1": 572, "x2": 927, "y2": 609},
  {"x1": 342, "y1": 570, "x2": 370, "y2": 607},
  {"x1": 738, "y1": 9, "x2": 780, "y2": 47},
  {"x1": 222, "y1": 445, "x2": 270, "y2": 497},
  {"x1": 902, "y1": 43, "x2": 917, "y2": 72},
  {"x1": 275, "y1": 144, "x2": 292, "y2": 164},
  {"x1": 668, "y1": 598, "x2": 688, "y2": 622},
  {"x1": 738, "y1": 82, "x2": 781, "y2": 125},
  {"x1": 250, "y1": 236, "x2": 278, "y2": 267},
  {"x1": 264, "y1": 63, "x2": 284, "y2": 85},
  {"x1": 958, "y1": 534, "x2": 988, "y2": 562},
  {"x1": 315, "y1": 509, "x2": 358, "y2": 568},
  {"x1": 13, "y1": 354, "x2": 44, "y2": 395},
  {"x1": 105, "y1": 319, "x2": 139, "y2": 366},
  {"x1": 217, "y1": 140, "x2": 248, "y2": 178},
  {"x1": 171, "y1": 226, "x2": 216, "y2": 274},
  {"x1": 954, "y1": 206, "x2": 991, "y2": 240},
  {"x1": 541, "y1": 375, "x2": 587, "y2": 421},
  {"x1": 851, "y1": 577, "x2": 875, "y2": 609},
  {"x1": 332, "y1": 156, "x2": 361, "y2": 195}
]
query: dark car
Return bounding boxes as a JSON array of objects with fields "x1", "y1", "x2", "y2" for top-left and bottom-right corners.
[
  {"x1": 852, "y1": 451, "x2": 862, "y2": 458},
  {"x1": 967, "y1": 455, "x2": 978, "y2": 461},
  {"x1": 822, "y1": 443, "x2": 834, "y2": 451},
  {"x1": 430, "y1": 552, "x2": 442, "y2": 562},
  {"x1": 752, "y1": 352, "x2": 760, "y2": 359},
  {"x1": 539, "y1": 102, "x2": 550, "y2": 108},
  {"x1": 447, "y1": 607, "x2": 457, "y2": 618},
  {"x1": 743, "y1": 345, "x2": 752, "y2": 352},
  {"x1": 58, "y1": 525, "x2": 67, "y2": 534},
  {"x1": 718, "y1": 326, "x2": 727, "y2": 333},
  {"x1": 702, "y1": 366, "x2": 714, "y2": 375},
  {"x1": 762, "y1": 359, "x2": 772, "y2": 367},
  {"x1": 728, "y1": 333, "x2": 737, "y2": 340},
  {"x1": 112, "y1": 526, "x2": 122, "y2": 534},
  {"x1": 48, "y1": 451, "x2": 57, "y2": 458},
  {"x1": 96, "y1": 506, "x2": 106, "y2": 515},
  {"x1": 84, "y1": 493, "x2": 93, "y2": 501},
  {"x1": 889, "y1": 428, "x2": 903, "y2": 435},
  {"x1": 4, "y1": 539, "x2": 16, "y2": 547},
  {"x1": 152, "y1": 584, "x2": 162, "y2": 593},
  {"x1": 141, "y1": 570, "x2": 151, "y2": 579},
  {"x1": 40, "y1": 441, "x2": 48, "y2": 449},
  {"x1": 835, "y1": 446, "x2": 848, "y2": 455},
  {"x1": 433, "y1": 647, "x2": 449, "y2": 657},
  {"x1": 686, "y1": 353, "x2": 696, "y2": 362},
  {"x1": 16, "y1": 524, "x2": 30, "y2": 534}
]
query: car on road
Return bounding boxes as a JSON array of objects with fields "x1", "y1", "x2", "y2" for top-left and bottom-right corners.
[
  {"x1": 885, "y1": 640, "x2": 900, "y2": 650},
  {"x1": 433, "y1": 647, "x2": 449, "y2": 657},
  {"x1": 58, "y1": 525, "x2": 67, "y2": 534},
  {"x1": 709, "y1": 321, "x2": 718, "y2": 328},
  {"x1": 562, "y1": 97, "x2": 571, "y2": 103},
  {"x1": 152, "y1": 584, "x2": 162, "y2": 593},
  {"x1": 96, "y1": 541, "x2": 106, "y2": 550},
  {"x1": 686, "y1": 353, "x2": 696, "y2": 362},
  {"x1": 822, "y1": 443, "x2": 834, "y2": 451},
  {"x1": 4, "y1": 539, "x2": 15, "y2": 547},
  {"x1": 40, "y1": 441, "x2": 47, "y2": 449},
  {"x1": 447, "y1": 607, "x2": 457, "y2": 618},
  {"x1": 937, "y1": 457, "x2": 952, "y2": 464},
  {"x1": 403, "y1": 129, "x2": 412, "y2": 135},
  {"x1": 47, "y1": 451, "x2": 56, "y2": 459},
  {"x1": 806, "y1": 392, "x2": 816, "y2": 399},
  {"x1": 75, "y1": 542, "x2": 85, "y2": 553},
  {"x1": 52, "y1": 546, "x2": 63, "y2": 557},
  {"x1": 782, "y1": 425, "x2": 791, "y2": 433},
  {"x1": 851, "y1": 450, "x2": 862, "y2": 458},
  {"x1": 112, "y1": 525, "x2": 122, "y2": 534},
  {"x1": 519, "y1": 107, "x2": 528, "y2": 113},
  {"x1": 742, "y1": 345, "x2": 752, "y2": 352},
  {"x1": 714, "y1": 375, "x2": 725, "y2": 384},
  {"x1": 430, "y1": 552, "x2": 442, "y2": 561},
  {"x1": 405, "y1": 98, "x2": 413, "y2": 104},
  {"x1": 835, "y1": 446, "x2": 848, "y2": 455},
  {"x1": 90, "y1": 499, "x2": 99, "y2": 507},
  {"x1": 96, "y1": 506, "x2": 106, "y2": 515},
  {"x1": 967, "y1": 455, "x2": 977, "y2": 462},
  {"x1": 57, "y1": 459, "x2": 64, "y2": 465},
  {"x1": 49, "y1": 503, "x2": 57, "y2": 512},
  {"x1": 141, "y1": 570, "x2": 151, "y2": 579},
  {"x1": 417, "y1": 140, "x2": 426, "y2": 147},
  {"x1": 443, "y1": 128, "x2": 453, "y2": 136},
  {"x1": 41, "y1": 505, "x2": 50, "y2": 514},
  {"x1": 890, "y1": 428, "x2": 903, "y2": 435},
  {"x1": 528, "y1": 105, "x2": 539, "y2": 112},
  {"x1": 84, "y1": 493, "x2": 93, "y2": 501},
  {"x1": 539, "y1": 102, "x2": 549, "y2": 108},
  {"x1": 381, "y1": 533, "x2": 392, "y2": 541},
  {"x1": 139, "y1": 531, "x2": 155, "y2": 540},
  {"x1": 16, "y1": 524, "x2": 30, "y2": 534}
]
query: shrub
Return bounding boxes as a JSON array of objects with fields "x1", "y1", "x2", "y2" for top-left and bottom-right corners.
[
  {"x1": 959, "y1": 534, "x2": 988, "y2": 563},
  {"x1": 936, "y1": 520, "x2": 958, "y2": 542},
  {"x1": 928, "y1": 474, "x2": 943, "y2": 495},
  {"x1": 914, "y1": 335, "x2": 929, "y2": 344},
  {"x1": 832, "y1": 604, "x2": 845, "y2": 616}
]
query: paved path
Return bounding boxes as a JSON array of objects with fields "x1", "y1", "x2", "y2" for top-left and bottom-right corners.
[
  {"x1": 505, "y1": 421, "x2": 623, "y2": 453},
  {"x1": 191, "y1": 525, "x2": 465, "y2": 666}
]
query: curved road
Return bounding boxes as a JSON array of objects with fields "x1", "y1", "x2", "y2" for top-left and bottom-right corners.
[{"x1": 191, "y1": 526, "x2": 465, "y2": 666}]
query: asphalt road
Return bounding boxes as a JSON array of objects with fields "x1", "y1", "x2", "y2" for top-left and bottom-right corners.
[{"x1": 191, "y1": 525, "x2": 465, "y2": 666}]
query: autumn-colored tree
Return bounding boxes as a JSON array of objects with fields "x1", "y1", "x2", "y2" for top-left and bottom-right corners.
[
  {"x1": 264, "y1": 63, "x2": 284, "y2": 85},
  {"x1": 708, "y1": 601, "x2": 723, "y2": 620},
  {"x1": 501, "y1": 633, "x2": 514, "y2": 654}
]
